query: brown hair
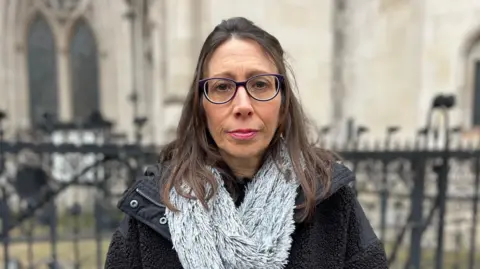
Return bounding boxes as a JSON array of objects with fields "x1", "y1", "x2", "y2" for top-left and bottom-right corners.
[{"x1": 159, "y1": 17, "x2": 334, "y2": 221}]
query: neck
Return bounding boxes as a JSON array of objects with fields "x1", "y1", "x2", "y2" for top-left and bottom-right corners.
[{"x1": 221, "y1": 153, "x2": 261, "y2": 178}]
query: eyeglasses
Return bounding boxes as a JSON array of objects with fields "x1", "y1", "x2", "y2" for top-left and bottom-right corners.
[{"x1": 199, "y1": 74, "x2": 284, "y2": 104}]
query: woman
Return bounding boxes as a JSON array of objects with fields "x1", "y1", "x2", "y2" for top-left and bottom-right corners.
[{"x1": 105, "y1": 17, "x2": 388, "y2": 269}]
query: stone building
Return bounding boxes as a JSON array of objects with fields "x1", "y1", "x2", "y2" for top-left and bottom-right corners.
[
  {"x1": 1, "y1": 0, "x2": 480, "y2": 143},
  {"x1": 2, "y1": 0, "x2": 480, "y2": 255}
]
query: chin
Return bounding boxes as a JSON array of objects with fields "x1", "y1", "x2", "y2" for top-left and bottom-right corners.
[{"x1": 224, "y1": 143, "x2": 266, "y2": 159}]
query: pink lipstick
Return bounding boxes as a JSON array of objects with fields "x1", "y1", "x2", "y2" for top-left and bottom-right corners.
[{"x1": 228, "y1": 129, "x2": 258, "y2": 140}]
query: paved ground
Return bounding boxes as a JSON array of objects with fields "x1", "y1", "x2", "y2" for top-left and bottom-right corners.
[{"x1": 0, "y1": 239, "x2": 111, "y2": 268}]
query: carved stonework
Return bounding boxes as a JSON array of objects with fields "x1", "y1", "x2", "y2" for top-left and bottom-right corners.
[
  {"x1": 36, "y1": 0, "x2": 90, "y2": 22},
  {"x1": 41, "y1": 0, "x2": 81, "y2": 13}
]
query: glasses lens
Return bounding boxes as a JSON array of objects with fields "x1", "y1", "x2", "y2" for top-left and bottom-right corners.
[
  {"x1": 246, "y1": 75, "x2": 279, "y2": 101},
  {"x1": 204, "y1": 79, "x2": 236, "y2": 103}
]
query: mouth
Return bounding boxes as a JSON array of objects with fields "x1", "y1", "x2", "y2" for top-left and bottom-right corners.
[{"x1": 227, "y1": 129, "x2": 258, "y2": 140}]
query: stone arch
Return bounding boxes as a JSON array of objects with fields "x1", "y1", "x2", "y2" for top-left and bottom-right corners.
[
  {"x1": 26, "y1": 13, "x2": 59, "y2": 126},
  {"x1": 68, "y1": 17, "x2": 101, "y2": 122},
  {"x1": 460, "y1": 26, "x2": 480, "y2": 58},
  {"x1": 460, "y1": 26, "x2": 480, "y2": 127}
]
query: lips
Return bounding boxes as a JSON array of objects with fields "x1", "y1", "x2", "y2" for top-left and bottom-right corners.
[{"x1": 227, "y1": 129, "x2": 258, "y2": 140}]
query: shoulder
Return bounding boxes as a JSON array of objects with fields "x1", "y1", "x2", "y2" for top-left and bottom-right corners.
[
  {"x1": 315, "y1": 177, "x2": 386, "y2": 265},
  {"x1": 314, "y1": 162, "x2": 379, "y2": 247},
  {"x1": 329, "y1": 162, "x2": 355, "y2": 192},
  {"x1": 294, "y1": 161, "x2": 355, "y2": 220},
  {"x1": 314, "y1": 184, "x2": 357, "y2": 222},
  {"x1": 314, "y1": 161, "x2": 355, "y2": 204},
  {"x1": 332, "y1": 187, "x2": 387, "y2": 266}
]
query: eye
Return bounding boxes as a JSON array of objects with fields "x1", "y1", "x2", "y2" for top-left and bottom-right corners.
[
  {"x1": 207, "y1": 79, "x2": 235, "y2": 92},
  {"x1": 249, "y1": 77, "x2": 273, "y2": 91},
  {"x1": 215, "y1": 83, "x2": 231, "y2": 91},
  {"x1": 253, "y1": 81, "x2": 268, "y2": 89}
]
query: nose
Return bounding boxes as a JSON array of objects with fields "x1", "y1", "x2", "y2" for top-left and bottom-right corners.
[{"x1": 232, "y1": 86, "x2": 253, "y2": 118}]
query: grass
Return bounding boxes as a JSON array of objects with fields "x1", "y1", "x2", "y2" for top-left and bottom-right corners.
[
  {"x1": 0, "y1": 239, "x2": 111, "y2": 268},
  {"x1": 1, "y1": 238, "x2": 480, "y2": 268},
  {"x1": 0, "y1": 211, "x2": 122, "y2": 267},
  {"x1": 384, "y1": 243, "x2": 480, "y2": 269}
]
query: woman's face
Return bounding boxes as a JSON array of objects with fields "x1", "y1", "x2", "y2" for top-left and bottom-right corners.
[{"x1": 202, "y1": 38, "x2": 282, "y2": 164}]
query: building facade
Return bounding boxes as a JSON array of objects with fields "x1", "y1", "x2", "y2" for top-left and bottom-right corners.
[
  {"x1": 1, "y1": 0, "x2": 480, "y2": 144},
  {"x1": 3, "y1": 0, "x2": 480, "y2": 253}
]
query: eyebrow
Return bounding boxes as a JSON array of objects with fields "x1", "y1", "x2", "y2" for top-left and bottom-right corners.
[{"x1": 209, "y1": 69, "x2": 275, "y2": 79}]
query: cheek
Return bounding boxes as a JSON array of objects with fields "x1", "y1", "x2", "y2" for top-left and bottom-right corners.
[
  {"x1": 203, "y1": 101, "x2": 225, "y2": 138},
  {"x1": 260, "y1": 102, "x2": 282, "y2": 133}
]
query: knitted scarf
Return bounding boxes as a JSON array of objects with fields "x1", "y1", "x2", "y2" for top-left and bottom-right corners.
[{"x1": 165, "y1": 146, "x2": 300, "y2": 269}]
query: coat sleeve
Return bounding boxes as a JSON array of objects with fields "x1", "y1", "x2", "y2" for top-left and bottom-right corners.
[
  {"x1": 104, "y1": 216, "x2": 142, "y2": 269},
  {"x1": 344, "y1": 188, "x2": 389, "y2": 269}
]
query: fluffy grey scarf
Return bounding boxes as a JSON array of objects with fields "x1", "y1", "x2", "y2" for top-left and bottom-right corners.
[{"x1": 165, "y1": 147, "x2": 300, "y2": 269}]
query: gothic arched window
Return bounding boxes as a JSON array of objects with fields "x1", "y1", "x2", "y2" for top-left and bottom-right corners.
[
  {"x1": 27, "y1": 14, "x2": 58, "y2": 126},
  {"x1": 69, "y1": 19, "x2": 100, "y2": 121}
]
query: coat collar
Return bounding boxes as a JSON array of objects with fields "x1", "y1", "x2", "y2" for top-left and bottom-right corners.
[{"x1": 117, "y1": 162, "x2": 355, "y2": 242}]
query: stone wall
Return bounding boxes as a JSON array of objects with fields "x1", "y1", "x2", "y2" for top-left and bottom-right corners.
[
  {"x1": 343, "y1": 0, "x2": 480, "y2": 140},
  {"x1": 1, "y1": 0, "x2": 480, "y2": 143}
]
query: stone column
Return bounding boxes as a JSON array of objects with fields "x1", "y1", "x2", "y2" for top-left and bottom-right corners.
[
  {"x1": 3, "y1": 2, "x2": 19, "y2": 132},
  {"x1": 148, "y1": 0, "x2": 166, "y2": 144},
  {"x1": 330, "y1": 0, "x2": 348, "y2": 142},
  {"x1": 56, "y1": 29, "x2": 73, "y2": 122},
  {"x1": 161, "y1": 0, "x2": 202, "y2": 139},
  {"x1": 0, "y1": 1, "x2": 8, "y2": 124}
]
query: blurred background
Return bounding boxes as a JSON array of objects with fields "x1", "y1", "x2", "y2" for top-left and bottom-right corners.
[{"x1": 1, "y1": 0, "x2": 480, "y2": 268}]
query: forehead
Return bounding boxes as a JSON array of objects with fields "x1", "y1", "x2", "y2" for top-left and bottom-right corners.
[{"x1": 206, "y1": 38, "x2": 278, "y2": 79}]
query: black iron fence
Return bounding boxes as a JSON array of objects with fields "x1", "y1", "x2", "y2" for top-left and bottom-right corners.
[
  {"x1": 3, "y1": 138, "x2": 479, "y2": 269},
  {"x1": 0, "y1": 142, "x2": 157, "y2": 269},
  {"x1": 0, "y1": 111, "x2": 158, "y2": 269},
  {"x1": 0, "y1": 97, "x2": 479, "y2": 268},
  {"x1": 340, "y1": 146, "x2": 480, "y2": 269}
]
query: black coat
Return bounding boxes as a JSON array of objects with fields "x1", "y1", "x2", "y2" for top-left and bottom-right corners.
[{"x1": 105, "y1": 163, "x2": 388, "y2": 268}]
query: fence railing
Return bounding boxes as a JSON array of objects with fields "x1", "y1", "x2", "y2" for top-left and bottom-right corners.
[
  {"x1": 0, "y1": 113, "x2": 159, "y2": 269},
  {"x1": 0, "y1": 115, "x2": 479, "y2": 268},
  {"x1": 1, "y1": 141, "x2": 479, "y2": 269},
  {"x1": 340, "y1": 147, "x2": 480, "y2": 269}
]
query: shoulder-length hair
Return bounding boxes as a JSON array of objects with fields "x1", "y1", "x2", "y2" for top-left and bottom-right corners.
[{"x1": 159, "y1": 17, "x2": 335, "y2": 221}]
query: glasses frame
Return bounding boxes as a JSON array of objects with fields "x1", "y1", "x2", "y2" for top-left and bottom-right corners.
[{"x1": 199, "y1": 73, "x2": 284, "y2": 104}]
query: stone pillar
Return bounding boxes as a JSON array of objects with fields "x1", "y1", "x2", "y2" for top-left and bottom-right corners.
[
  {"x1": 57, "y1": 33, "x2": 73, "y2": 122},
  {"x1": 0, "y1": 1, "x2": 7, "y2": 123},
  {"x1": 161, "y1": 0, "x2": 202, "y2": 139},
  {"x1": 3, "y1": 2, "x2": 19, "y2": 133},
  {"x1": 330, "y1": 0, "x2": 348, "y2": 141},
  {"x1": 149, "y1": 0, "x2": 166, "y2": 144}
]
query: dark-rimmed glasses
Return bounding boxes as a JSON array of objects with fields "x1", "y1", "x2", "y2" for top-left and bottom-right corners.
[{"x1": 199, "y1": 74, "x2": 284, "y2": 104}]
